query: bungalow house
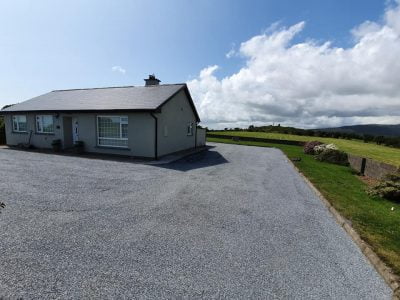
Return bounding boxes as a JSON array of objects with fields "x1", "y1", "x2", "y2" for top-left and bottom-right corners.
[{"x1": 1, "y1": 75, "x2": 205, "y2": 159}]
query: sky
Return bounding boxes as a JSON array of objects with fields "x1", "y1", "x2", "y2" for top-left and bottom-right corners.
[{"x1": 0, "y1": 0, "x2": 399, "y2": 129}]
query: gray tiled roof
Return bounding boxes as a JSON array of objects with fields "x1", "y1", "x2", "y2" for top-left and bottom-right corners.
[{"x1": 2, "y1": 84, "x2": 186, "y2": 112}]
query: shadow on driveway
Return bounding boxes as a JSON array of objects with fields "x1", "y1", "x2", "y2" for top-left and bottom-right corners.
[
  {"x1": 157, "y1": 149, "x2": 229, "y2": 172},
  {"x1": 2, "y1": 145, "x2": 228, "y2": 172}
]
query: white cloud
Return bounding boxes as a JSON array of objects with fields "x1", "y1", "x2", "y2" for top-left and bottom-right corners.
[
  {"x1": 225, "y1": 43, "x2": 236, "y2": 58},
  {"x1": 225, "y1": 49, "x2": 235, "y2": 58},
  {"x1": 188, "y1": 3, "x2": 400, "y2": 129},
  {"x1": 111, "y1": 65, "x2": 126, "y2": 74}
]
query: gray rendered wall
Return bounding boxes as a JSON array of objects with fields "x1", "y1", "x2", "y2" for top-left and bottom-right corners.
[
  {"x1": 62, "y1": 112, "x2": 155, "y2": 157},
  {"x1": 5, "y1": 112, "x2": 156, "y2": 158},
  {"x1": 156, "y1": 89, "x2": 197, "y2": 157},
  {"x1": 196, "y1": 128, "x2": 206, "y2": 147},
  {"x1": 4, "y1": 113, "x2": 62, "y2": 148}
]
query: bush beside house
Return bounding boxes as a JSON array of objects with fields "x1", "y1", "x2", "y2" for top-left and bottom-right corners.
[
  {"x1": 303, "y1": 141, "x2": 322, "y2": 154},
  {"x1": 303, "y1": 141, "x2": 348, "y2": 166},
  {"x1": 51, "y1": 139, "x2": 62, "y2": 152},
  {"x1": 315, "y1": 149, "x2": 349, "y2": 166},
  {"x1": 303, "y1": 140, "x2": 400, "y2": 201},
  {"x1": 368, "y1": 173, "x2": 400, "y2": 202},
  {"x1": 314, "y1": 143, "x2": 339, "y2": 154},
  {"x1": 74, "y1": 141, "x2": 85, "y2": 154}
]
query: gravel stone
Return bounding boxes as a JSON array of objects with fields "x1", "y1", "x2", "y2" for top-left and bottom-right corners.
[{"x1": 0, "y1": 143, "x2": 391, "y2": 299}]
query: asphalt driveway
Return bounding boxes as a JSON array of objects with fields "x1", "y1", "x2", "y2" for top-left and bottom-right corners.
[{"x1": 0, "y1": 143, "x2": 391, "y2": 298}]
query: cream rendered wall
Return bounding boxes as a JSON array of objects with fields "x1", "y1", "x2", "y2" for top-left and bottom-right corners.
[{"x1": 156, "y1": 89, "x2": 197, "y2": 157}]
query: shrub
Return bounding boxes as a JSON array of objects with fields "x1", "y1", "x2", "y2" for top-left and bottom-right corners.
[
  {"x1": 314, "y1": 143, "x2": 338, "y2": 154},
  {"x1": 315, "y1": 149, "x2": 349, "y2": 166},
  {"x1": 51, "y1": 139, "x2": 62, "y2": 152},
  {"x1": 51, "y1": 139, "x2": 61, "y2": 146},
  {"x1": 74, "y1": 141, "x2": 85, "y2": 154},
  {"x1": 368, "y1": 174, "x2": 400, "y2": 202},
  {"x1": 303, "y1": 141, "x2": 323, "y2": 154}
]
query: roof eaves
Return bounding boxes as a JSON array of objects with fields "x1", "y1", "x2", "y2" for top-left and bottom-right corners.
[{"x1": 0, "y1": 108, "x2": 158, "y2": 114}]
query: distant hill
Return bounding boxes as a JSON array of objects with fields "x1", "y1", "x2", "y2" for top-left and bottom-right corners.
[{"x1": 318, "y1": 124, "x2": 400, "y2": 137}]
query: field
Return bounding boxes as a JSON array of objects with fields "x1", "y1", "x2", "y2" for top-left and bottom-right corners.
[
  {"x1": 208, "y1": 137, "x2": 400, "y2": 277},
  {"x1": 210, "y1": 131, "x2": 400, "y2": 166}
]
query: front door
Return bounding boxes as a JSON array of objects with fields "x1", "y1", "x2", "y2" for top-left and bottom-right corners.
[{"x1": 72, "y1": 117, "x2": 79, "y2": 144}]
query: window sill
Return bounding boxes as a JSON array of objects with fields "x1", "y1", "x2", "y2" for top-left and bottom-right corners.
[
  {"x1": 12, "y1": 131, "x2": 28, "y2": 134},
  {"x1": 95, "y1": 146, "x2": 131, "y2": 151},
  {"x1": 35, "y1": 132, "x2": 55, "y2": 135}
]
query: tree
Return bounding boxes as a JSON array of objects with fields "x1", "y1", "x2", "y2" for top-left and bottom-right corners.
[
  {"x1": 363, "y1": 134, "x2": 374, "y2": 143},
  {"x1": 307, "y1": 130, "x2": 315, "y2": 136},
  {"x1": 374, "y1": 135, "x2": 385, "y2": 145}
]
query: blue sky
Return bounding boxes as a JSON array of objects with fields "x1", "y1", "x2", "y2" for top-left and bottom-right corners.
[{"x1": 1, "y1": 0, "x2": 398, "y2": 128}]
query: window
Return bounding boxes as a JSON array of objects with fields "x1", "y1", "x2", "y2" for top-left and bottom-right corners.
[
  {"x1": 187, "y1": 122, "x2": 193, "y2": 136},
  {"x1": 36, "y1": 115, "x2": 54, "y2": 134},
  {"x1": 97, "y1": 116, "x2": 128, "y2": 148},
  {"x1": 12, "y1": 115, "x2": 27, "y2": 132}
]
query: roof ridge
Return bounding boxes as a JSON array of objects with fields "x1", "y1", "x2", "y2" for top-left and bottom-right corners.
[
  {"x1": 52, "y1": 83, "x2": 186, "y2": 93},
  {"x1": 52, "y1": 85, "x2": 136, "y2": 92}
]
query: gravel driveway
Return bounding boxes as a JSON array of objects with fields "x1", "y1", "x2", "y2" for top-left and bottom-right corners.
[{"x1": 0, "y1": 143, "x2": 391, "y2": 299}]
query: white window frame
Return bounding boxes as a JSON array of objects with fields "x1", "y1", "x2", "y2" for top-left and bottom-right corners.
[
  {"x1": 12, "y1": 115, "x2": 27, "y2": 133},
  {"x1": 36, "y1": 115, "x2": 54, "y2": 134},
  {"x1": 97, "y1": 115, "x2": 128, "y2": 148},
  {"x1": 187, "y1": 122, "x2": 194, "y2": 136}
]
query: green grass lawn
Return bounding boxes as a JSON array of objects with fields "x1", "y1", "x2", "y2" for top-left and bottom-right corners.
[
  {"x1": 210, "y1": 131, "x2": 400, "y2": 167},
  {"x1": 208, "y1": 137, "x2": 400, "y2": 276}
]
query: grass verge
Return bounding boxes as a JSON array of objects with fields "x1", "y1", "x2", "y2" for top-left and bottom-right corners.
[
  {"x1": 208, "y1": 137, "x2": 400, "y2": 276},
  {"x1": 210, "y1": 131, "x2": 400, "y2": 166}
]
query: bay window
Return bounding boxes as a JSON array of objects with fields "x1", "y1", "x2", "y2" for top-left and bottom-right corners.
[{"x1": 97, "y1": 116, "x2": 128, "y2": 148}]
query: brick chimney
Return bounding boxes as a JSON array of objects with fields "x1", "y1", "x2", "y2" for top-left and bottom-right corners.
[{"x1": 144, "y1": 74, "x2": 161, "y2": 86}]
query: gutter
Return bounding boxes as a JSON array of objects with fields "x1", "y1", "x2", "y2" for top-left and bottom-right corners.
[
  {"x1": 150, "y1": 113, "x2": 158, "y2": 160},
  {"x1": 0, "y1": 109, "x2": 158, "y2": 115}
]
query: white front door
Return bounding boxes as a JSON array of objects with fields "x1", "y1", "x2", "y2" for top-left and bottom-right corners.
[{"x1": 72, "y1": 118, "x2": 79, "y2": 143}]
